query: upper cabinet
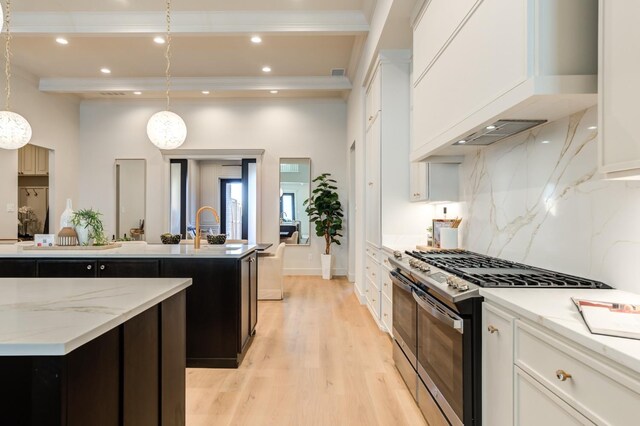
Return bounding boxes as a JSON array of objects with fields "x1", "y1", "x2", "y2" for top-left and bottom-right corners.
[
  {"x1": 18, "y1": 144, "x2": 49, "y2": 176},
  {"x1": 598, "y1": 0, "x2": 640, "y2": 179},
  {"x1": 410, "y1": 162, "x2": 459, "y2": 203},
  {"x1": 411, "y1": 0, "x2": 598, "y2": 161}
]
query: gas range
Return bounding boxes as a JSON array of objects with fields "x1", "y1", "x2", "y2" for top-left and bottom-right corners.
[{"x1": 388, "y1": 249, "x2": 611, "y2": 304}]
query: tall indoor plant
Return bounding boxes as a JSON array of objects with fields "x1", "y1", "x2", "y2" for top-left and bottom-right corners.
[{"x1": 304, "y1": 173, "x2": 344, "y2": 279}]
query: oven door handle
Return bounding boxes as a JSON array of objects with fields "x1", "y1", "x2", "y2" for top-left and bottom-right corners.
[
  {"x1": 412, "y1": 291, "x2": 464, "y2": 334},
  {"x1": 390, "y1": 270, "x2": 414, "y2": 293}
]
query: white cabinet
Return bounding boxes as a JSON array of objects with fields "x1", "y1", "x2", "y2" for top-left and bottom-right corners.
[
  {"x1": 364, "y1": 50, "x2": 410, "y2": 248},
  {"x1": 411, "y1": 0, "x2": 598, "y2": 161},
  {"x1": 18, "y1": 144, "x2": 49, "y2": 176},
  {"x1": 482, "y1": 303, "x2": 515, "y2": 426},
  {"x1": 598, "y1": 0, "x2": 640, "y2": 179},
  {"x1": 410, "y1": 162, "x2": 459, "y2": 203},
  {"x1": 483, "y1": 300, "x2": 640, "y2": 425}
]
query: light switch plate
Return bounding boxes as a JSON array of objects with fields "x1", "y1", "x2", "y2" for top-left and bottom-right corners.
[{"x1": 6, "y1": 203, "x2": 15, "y2": 212}]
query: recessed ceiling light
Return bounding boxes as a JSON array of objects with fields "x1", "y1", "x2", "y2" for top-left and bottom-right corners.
[
  {"x1": 262, "y1": 66, "x2": 272, "y2": 73},
  {"x1": 201, "y1": 91, "x2": 210, "y2": 95},
  {"x1": 100, "y1": 68, "x2": 111, "y2": 74},
  {"x1": 133, "y1": 91, "x2": 142, "y2": 95},
  {"x1": 55, "y1": 37, "x2": 69, "y2": 45},
  {"x1": 541, "y1": 140, "x2": 550, "y2": 144},
  {"x1": 486, "y1": 125, "x2": 497, "y2": 130},
  {"x1": 458, "y1": 140, "x2": 467, "y2": 144},
  {"x1": 251, "y1": 36, "x2": 262, "y2": 44},
  {"x1": 588, "y1": 126, "x2": 598, "y2": 130},
  {"x1": 270, "y1": 90, "x2": 279, "y2": 94},
  {"x1": 153, "y1": 36, "x2": 166, "y2": 44}
]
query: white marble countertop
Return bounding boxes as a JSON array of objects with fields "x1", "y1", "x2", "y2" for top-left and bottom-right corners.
[
  {"x1": 0, "y1": 243, "x2": 256, "y2": 258},
  {"x1": 0, "y1": 277, "x2": 191, "y2": 356},
  {"x1": 480, "y1": 288, "x2": 640, "y2": 375}
]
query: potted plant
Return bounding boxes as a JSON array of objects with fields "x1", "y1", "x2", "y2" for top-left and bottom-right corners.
[
  {"x1": 304, "y1": 173, "x2": 344, "y2": 279},
  {"x1": 71, "y1": 208, "x2": 108, "y2": 246}
]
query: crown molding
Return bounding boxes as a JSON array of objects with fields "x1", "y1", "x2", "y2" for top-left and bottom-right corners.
[
  {"x1": 13, "y1": 10, "x2": 369, "y2": 35},
  {"x1": 39, "y1": 76, "x2": 352, "y2": 93}
]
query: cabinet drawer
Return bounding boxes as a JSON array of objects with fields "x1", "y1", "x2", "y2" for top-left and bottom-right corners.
[
  {"x1": 515, "y1": 320, "x2": 640, "y2": 425},
  {"x1": 381, "y1": 293, "x2": 392, "y2": 334},
  {"x1": 365, "y1": 245, "x2": 381, "y2": 262},
  {"x1": 381, "y1": 268, "x2": 392, "y2": 300},
  {"x1": 366, "y1": 279, "x2": 380, "y2": 318},
  {"x1": 514, "y1": 366, "x2": 594, "y2": 425},
  {"x1": 380, "y1": 255, "x2": 393, "y2": 271},
  {"x1": 365, "y1": 256, "x2": 380, "y2": 285}
]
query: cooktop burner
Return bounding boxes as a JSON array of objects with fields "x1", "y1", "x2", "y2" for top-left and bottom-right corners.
[{"x1": 406, "y1": 250, "x2": 611, "y2": 289}]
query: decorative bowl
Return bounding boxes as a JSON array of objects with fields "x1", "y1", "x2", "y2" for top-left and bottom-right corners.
[
  {"x1": 207, "y1": 234, "x2": 227, "y2": 245},
  {"x1": 160, "y1": 234, "x2": 182, "y2": 244}
]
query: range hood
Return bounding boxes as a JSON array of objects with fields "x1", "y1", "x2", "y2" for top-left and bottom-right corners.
[
  {"x1": 453, "y1": 120, "x2": 547, "y2": 146},
  {"x1": 410, "y1": 0, "x2": 598, "y2": 162}
]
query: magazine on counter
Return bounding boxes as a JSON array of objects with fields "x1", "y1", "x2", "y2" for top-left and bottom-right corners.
[{"x1": 572, "y1": 298, "x2": 640, "y2": 340}]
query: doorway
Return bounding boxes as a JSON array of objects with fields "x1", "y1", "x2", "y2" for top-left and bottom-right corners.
[
  {"x1": 220, "y1": 179, "x2": 242, "y2": 238},
  {"x1": 17, "y1": 144, "x2": 52, "y2": 240}
]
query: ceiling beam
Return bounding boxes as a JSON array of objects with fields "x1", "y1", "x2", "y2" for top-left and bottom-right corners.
[
  {"x1": 13, "y1": 11, "x2": 369, "y2": 35},
  {"x1": 39, "y1": 76, "x2": 353, "y2": 93}
]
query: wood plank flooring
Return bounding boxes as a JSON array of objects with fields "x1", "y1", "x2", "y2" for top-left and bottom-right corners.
[{"x1": 186, "y1": 276, "x2": 426, "y2": 426}]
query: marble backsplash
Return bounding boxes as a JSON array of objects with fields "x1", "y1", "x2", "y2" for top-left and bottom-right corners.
[{"x1": 457, "y1": 106, "x2": 640, "y2": 293}]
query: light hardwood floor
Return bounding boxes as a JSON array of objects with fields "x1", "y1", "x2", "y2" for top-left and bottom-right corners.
[{"x1": 186, "y1": 276, "x2": 427, "y2": 426}]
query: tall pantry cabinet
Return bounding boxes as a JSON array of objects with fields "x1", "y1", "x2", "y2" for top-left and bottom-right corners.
[{"x1": 364, "y1": 51, "x2": 411, "y2": 333}]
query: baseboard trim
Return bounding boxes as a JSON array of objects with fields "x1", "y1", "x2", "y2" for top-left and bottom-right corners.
[
  {"x1": 284, "y1": 268, "x2": 348, "y2": 276},
  {"x1": 348, "y1": 272, "x2": 356, "y2": 282},
  {"x1": 354, "y1": 283, "x2": 366, "y2": 304},
  {"x1": 258, "y1": 289, "x2": 283, "y2": 300}
]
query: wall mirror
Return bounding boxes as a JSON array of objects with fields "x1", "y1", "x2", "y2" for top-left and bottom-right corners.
[
  {"x1": 279, "y1": 158, "x2": 310, "y2": 245},
  {"x1": 115, "y1": 159, "x2": 146, "y2": 241}
]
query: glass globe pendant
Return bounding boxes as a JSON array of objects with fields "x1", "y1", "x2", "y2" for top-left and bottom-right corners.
[
  {"x1": 147, "y1": 0, "x2": 186, "y2": 150},
  {"x1": 0, "y1": 0, "x2": 32, "y2": 150},
  {"x1": 147, "y1": 110, "x2": 186, "y2": 150},
  {"x1": 0, "y1": 111, "x2": 32, "y2": 149}
]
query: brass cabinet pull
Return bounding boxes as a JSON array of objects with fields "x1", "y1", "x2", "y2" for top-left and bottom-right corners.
[
  {"x1": 487, "y1": 325, "x2": 498, "y2": 334},
  {"x1": 369, "y1": 115, "x2": 373, "y2": 121},
  {"x1": 556, "y1": 370, "x2": 572, "y2": 382}
]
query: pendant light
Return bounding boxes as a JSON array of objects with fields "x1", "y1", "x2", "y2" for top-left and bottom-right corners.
[
  {"x1": 0, "y1": 0, "x2": 32, "y2": 150},
  {"x1": 147, "y1": 0, "x2": 186, "y2": 150}
]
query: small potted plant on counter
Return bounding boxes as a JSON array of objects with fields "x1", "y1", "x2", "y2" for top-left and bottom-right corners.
[
  {"x1": 304, "y1": 173, "x2": 344, "y2": 280},
  {"x1": 71, "y1": 208, "x2": 108, "y2": 246}
]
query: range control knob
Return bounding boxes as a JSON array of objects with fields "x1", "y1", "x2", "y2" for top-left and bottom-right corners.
[
  {"x1": 458, "y1": 284, "x2": 470, "y2": 291},
  {"x1": 446, "y1": 276, "x2": 456, "y2": 287},
  {"x1": 418, "y1": 263, "x2": 430, "y2": 273},
  {"x1": 393, "y1": 251, "x2": 403, "y2": 259}
]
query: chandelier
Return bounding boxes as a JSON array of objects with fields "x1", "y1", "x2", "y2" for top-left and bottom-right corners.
[
  {"x1": 0, "y1": 0, "x2": 32, "y2": 150},
  {"x1": 147, "y1": 0, "x2": 186, "y2": 149}
]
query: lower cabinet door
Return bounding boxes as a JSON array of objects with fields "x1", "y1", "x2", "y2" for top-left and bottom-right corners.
[
  {"x1": 514, "y1": 366, "x2": 594, "y2": 425},
  {"x1": 98, "y1": 259, "x2": 159, "y2": 277},
  {"x1": 37, "y1": 260, "x2": 97, "y2": 277},
  {"x1": 249, "y1": 253, "x2": 258, "y2": 335}
]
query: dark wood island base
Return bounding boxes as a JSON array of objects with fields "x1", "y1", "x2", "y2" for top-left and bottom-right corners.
[{"x1": 0, "y1": 291, "x2": 186, "y2": 426}]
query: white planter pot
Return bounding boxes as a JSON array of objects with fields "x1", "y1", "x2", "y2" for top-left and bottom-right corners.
[
  {"x1": 321, "y1": 254, "x2": 333, "y2": 280},
  {"x1": 75, "y1": 220, "x2": 90, "y2": 246}
]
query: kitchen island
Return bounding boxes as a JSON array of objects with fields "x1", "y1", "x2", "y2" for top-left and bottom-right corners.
[
  {"x1": 0, "y1": 243, "x2": 259, "y2": 368},
  {"x1": 0, "y1": 277, "x2": 191, "y2": 426}
]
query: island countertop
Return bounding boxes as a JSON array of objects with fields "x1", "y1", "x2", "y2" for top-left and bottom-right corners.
[
  {"x1": 0, "y1": 277, "x2": 192, "y2": 356},
  {"x1": 0, "y1": 242, "x2": 256, "y2": 258}
]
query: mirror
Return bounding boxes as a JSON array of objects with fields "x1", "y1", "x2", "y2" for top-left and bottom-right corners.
[
  {"x1": 279, "y1": 158, "x2": 310, "y2": 245},
  {"x1": 115, "y1": 159, "x2": 146, "y2": 241}
]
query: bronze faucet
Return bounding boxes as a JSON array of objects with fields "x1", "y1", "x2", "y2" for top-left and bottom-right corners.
[{"x1": 194, "y1": 206, "x2": 220, "y2": 249}]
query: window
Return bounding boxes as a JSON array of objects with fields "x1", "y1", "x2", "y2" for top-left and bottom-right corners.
[{"x1": 280, "y1": 193, "x2": 296, "y2": 221}]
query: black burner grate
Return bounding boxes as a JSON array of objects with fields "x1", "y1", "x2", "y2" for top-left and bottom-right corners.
[{"x1": 405, "y1": 250, "x2": 611, "y2": 289}]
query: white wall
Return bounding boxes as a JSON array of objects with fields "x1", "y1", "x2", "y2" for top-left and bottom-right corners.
[
  {"x1": 78, "y1": 98, "x2": 348, "y2": 275},
  {"x1": 0, "y1": 69, "x2": 79, "y2": 238}
]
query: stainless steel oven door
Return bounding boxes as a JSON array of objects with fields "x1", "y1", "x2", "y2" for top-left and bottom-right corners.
[
  {"x1": 390, "y1": 270, "x2": 417, "y2": 367},
  {"x1": 414, "y1": 287, "x2": 464, "y2": 426}
]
